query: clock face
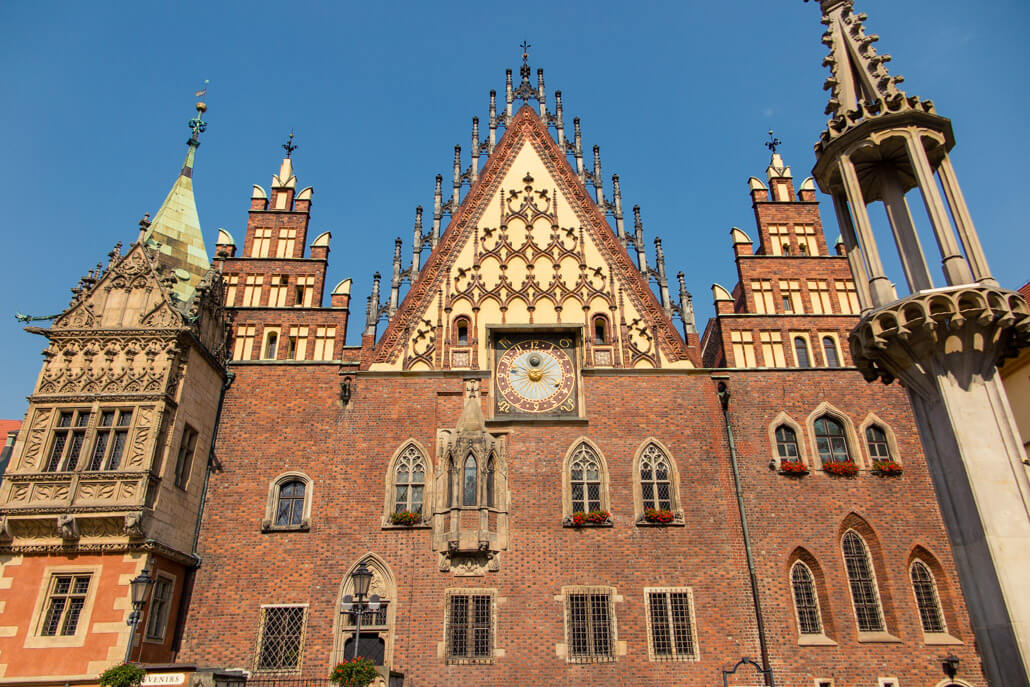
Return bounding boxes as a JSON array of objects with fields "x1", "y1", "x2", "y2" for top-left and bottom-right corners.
[{"x1": 495, "y1": 336, "x2": 577, "y2": 416}]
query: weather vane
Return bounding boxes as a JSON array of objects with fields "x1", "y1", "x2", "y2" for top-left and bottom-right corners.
[
  {"x1": 283, "y1": 130, "x2": 298, "y2": 158},
  {"x1": 520, "y1": 40, "x2": 531, "y2": 64},
  {"x1": 765, "y1": 129, "x2": 782, "y2": 154}
]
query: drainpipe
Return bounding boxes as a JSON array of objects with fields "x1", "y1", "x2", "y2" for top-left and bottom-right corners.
[{"x1": 717, "y1": 380, "x2": 774, "y2": 686}]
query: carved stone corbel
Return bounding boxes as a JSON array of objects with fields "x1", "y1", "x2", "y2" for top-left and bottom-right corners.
[
  {"x1": 124, "y1": 512, "x2": 146, "y2": 538},
  {"x1": 57, "y1": 514, "x2": 80, "y2": 541}
]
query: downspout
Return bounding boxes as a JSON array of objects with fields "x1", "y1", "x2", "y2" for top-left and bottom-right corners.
[{"x1": 717, "y1": 380, "x2": 774, "y2": 686}]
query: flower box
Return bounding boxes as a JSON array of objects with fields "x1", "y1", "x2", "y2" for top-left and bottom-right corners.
[
  {"x1": 778, "y1": 460, "x2": 810, "y2": 476},
  {"x1": 569, "y1": 510, "x2": 611, "y2": 527},
  {"x1": 822, "y1": 461, "x2": 859, "y2": 477},
  {"x1": 643, "y1": 508, "x2": 675, "y2": 524},
  {"x1": 389, "y1": 510, "x2": 423, "y2": 526},
  {"x1": 873, "y1": 460, "x2": 903, "y2": 476},
  {"x1": 330, "y1": 657, "x2": 379, "y2": 687}
]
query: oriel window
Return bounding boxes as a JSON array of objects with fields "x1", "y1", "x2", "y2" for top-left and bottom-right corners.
[
  {"x1": 86, "y1": 410, "x2": 132, "y2": 471},
  {"x1": 44, "y1": 410, "x2": 90, "y2": 472}
]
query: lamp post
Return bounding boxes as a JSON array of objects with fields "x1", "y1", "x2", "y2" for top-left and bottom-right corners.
[
  {"x1": 340, "y1": 562, "x2": 380, "y2": 660},
  {"x1": 124, "y1": 568, "x2": 153, "y2": 663}
]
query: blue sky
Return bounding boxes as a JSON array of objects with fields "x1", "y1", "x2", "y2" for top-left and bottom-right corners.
[{"x1": 1, "y1": 0, "x2": 1028, "y2": 419}]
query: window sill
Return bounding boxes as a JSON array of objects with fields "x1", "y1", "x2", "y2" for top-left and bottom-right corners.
[
  {"x1": 636, "y1": 519, "x2": 685, "y2": 527},
  {"x1": 381, "y1": 522, "x2": 431, "y2": 530},
  {"x1": 562, "y1": 519, "x2": 613, "y2": 528},
  {"x1": 260, "y1": 520, "x2": 310, "y2": 533},
  {"x1": 923, "y1": 632, "x2": 963, "y2": 645},
  {"x1": 856, "y1": 631, "x2": 902, "y2": 643},
  {"x1": 798, "y1": 634, "x2": 838, "y2": 646}
]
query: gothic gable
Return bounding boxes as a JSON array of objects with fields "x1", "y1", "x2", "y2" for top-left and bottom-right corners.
[{"x1": 370, "y1": 106, "x2": 696, "y2": 371}]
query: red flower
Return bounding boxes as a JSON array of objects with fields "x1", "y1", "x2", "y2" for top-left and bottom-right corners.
[
  {"x1": 389, "y1": 510, "x2": 422, "y2": 526},
  {"x1": 823, "y1": 461, "x2": 859, "y2": 477},
  {"x1": 873, "y1": 460, "x2": 903, "y2": 476},
  {"x1": 644, "y1": 508, "x2": 675, "y2": 524},
  {"x1": 779, "y1": 460, "x2": 809, "y2": 475}
]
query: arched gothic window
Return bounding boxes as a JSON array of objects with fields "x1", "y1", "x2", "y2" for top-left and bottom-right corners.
[
  {"x1": 775, "y1": 426, "x2": 801, "y2": 463},
  {"x1": 814, "y1": 416, "x2": 850, "y2": 465},
  {"x1": 822, "y1": 336, "x2": 840, "y2": 367},
  {"x1": 842, "y1": 530, "x2": 885, "y2": 632},
  {"x1": 570, "y1": 445, "x2": 602, "y2": 512},
  {"x1": 794, "y1": 337, "x2": 811, "y2": 368},
  {"x1": 593, "y1": 316, "x2": 608, "y2": 345},
  {"x1": 790, "y1": 562, "x2": 823, "y2": 636},
  {"x1": 910, "y1": 561, "x2": 946, "y2": 634},
  {"x1": 639, "y1": 443, "x2": 673, "y2": 512},
  {"x1": 486, "y1": 455, "x2": 495, "y2": 508},
  {"x1": 455, "y1": 317, "x2": 470, "y2": 346},
  {"x1": 393, "y1": 446, "x2": 426, "y2": 514},
  {"x1": 463, "y1": 455, "x2": 477, "y2": 506},
  {"x1": 866, "y1": 425, "x2": 891, "y2": 462},
  {"x1": 275, "y1": 480, "x2": 306, "y2": 527}
]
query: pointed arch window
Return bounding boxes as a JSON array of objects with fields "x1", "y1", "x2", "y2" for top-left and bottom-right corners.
[
  {"x1": 866, "y1": 425, "x2": 891, "y2": 462},
  {"x1": 814, "y1": 416, "x2": 851, "y2": 465},
  {"x1": 790, "y1": 562, "x2": 823, "y2": 636},
  {"x1": 485, "y1": 455, "x2": 495, "y2": 508},
  {"x1": 393, "y1": 446, "x2": 426, "y2": 515},
  {"x1": 775, "y1": 426, "x2": 801, "y2": 463},
  {"x1": 842, "y1": 531, "x2": 885, "y2": 632},
  {"x1": 463, "y1": 455, "x2": 477, "y2": 506},
  {"x1": 640, "y1": 443, "x2": 673, "y2": 512},
  {"x1": 910, "y1": 561, "x2": 946, "y2": 634},
  {"x1": 570, "y1": 445, "x2": 602, "y2": 513}
]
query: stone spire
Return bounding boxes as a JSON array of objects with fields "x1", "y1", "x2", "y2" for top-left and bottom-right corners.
[{"x1": 142, "y1": 101, "x2": 212, "y2": 303}]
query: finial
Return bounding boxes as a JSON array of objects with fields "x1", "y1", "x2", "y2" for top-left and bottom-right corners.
[
  {"x1": 188, "y1": 99, "x2": 208, "y2": 143},
  {"x1": 520, "y1": 40, "x2": 531, "y2": 64},
  {"x1": 282, "y1": 130, "x2": 298, "y2": 158},
  {"x1": 765, "y1": 129, "x2": 782, "y2": 155}
]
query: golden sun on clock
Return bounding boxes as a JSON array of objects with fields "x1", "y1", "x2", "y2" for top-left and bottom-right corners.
[{"x1": 495, "y1": 338, "x2": 576, "y2": 414}]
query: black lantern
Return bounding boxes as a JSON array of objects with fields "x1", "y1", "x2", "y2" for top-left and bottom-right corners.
[
  {"x1": 942, "y1": 654, "x2": 960, "y2": 679},
  {"x1": 129, "y1": 569, "x2": 154, "y2": 607},
  {"x1": 351, "y1": 561, "x2": 373, "y2": 599}
]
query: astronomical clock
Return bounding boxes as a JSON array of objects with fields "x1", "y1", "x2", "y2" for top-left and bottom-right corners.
[{"x1": 493, "y1": 332, "x2": 579, "y2": 418}]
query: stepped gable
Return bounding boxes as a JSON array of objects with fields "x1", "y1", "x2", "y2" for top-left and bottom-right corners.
[{"x1": 370, "y1": 104, "x2": 697, "y2": 368}]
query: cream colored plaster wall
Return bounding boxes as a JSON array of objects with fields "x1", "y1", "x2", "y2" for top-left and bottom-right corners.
[{"x1": 1002, "y1": 350, "x2": 1030, "y2": 453}]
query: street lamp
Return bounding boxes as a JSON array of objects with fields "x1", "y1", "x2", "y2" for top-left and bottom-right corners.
[
  {"x1": 942, "y1": 654, "x2": 961, "y2": 682},
  {"x1": 125, "y1": 568, "x2": 154, "y2": 662},
  {"x1": 340, "y1": 562, "x2": 380, "y2": 660}
]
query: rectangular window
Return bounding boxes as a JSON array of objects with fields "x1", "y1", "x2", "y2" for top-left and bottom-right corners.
[
  {"x1": 233, "y1": 325, "x2": 256, "y2": 360},
  {"x1": 729, "y1": 330, "x2": 757, "y2": 368},
  {"x1": 312, "y1": 326, "x2": 336, "y2": 361},
  {"x1": 645, "y1": 588, "x2": 698, "y2": 661},
  {"x1": 778, "y1": 280, "x2": 804, "y2": 314},
  {"x1": 565, "y1": 587, "x2": 615, "y2": 663},
  {"x1": 807, "y1": 280, "x2": 834, "y2": 314},
  {"x1": 287, "y1": 326, "x2": 308, "y2": 360},
  {"x1": 174, "y1": 425, "x2": 199, "y2": 489},
  {"x1": 251, "y1": 228, "x2": 273, "y2": 258},
  {"x1": 269, "y1": 275, "x2": 289, "y2": 307},
  {"x1": 446, "y1": 591, "x2": 493, "y2": 663},
  {"x1": 86, "y1": 410, "x2": 132, "y2": 471},
  {"x1": 759, "y1": 331, "x2": 786, "y2": 367},
  {"x1": 242, "y1": 275, "x2": 264, "y2": 307},
  {"x1": 44, "y1": 410, "x2": 91, "y2": 472},
  {"x1": 145, "y1": 576, "x2": 174, "y2": 641},
  {"x1": 295, "y1": 276, "x2": 315, "y2": 307},
  {"x1": 39, "y1": 574, "x2": 91, "y2": 636},
  {"x1": 794, "y1": 224, "x2": 819, "y2": 256},
  {"x1": 276, "y1": 228, "x2": 297, "y2": 258},
  {"x1": 767, "y1": 225, "x2": 790, "y2": 255},
  {"x1": 225, "y1": 275, "x2": 239, "y2": 306},
  {"x1": 750, "y1": 280, "x2": 774, "y2": 314},
  {"x1": 835, "y1": 279, "x2": 860, "y2": 314},
  {"x1": 256, "y1": 605, "x2": 306, "y2": 672}
]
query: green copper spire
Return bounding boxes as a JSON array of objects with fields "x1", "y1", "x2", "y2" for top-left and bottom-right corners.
[{"x1": 143, "y1": 100, "x2": 211, "y2": 304}]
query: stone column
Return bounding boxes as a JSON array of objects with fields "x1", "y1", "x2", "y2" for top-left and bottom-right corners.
[
  {"x1": 831, "y1": 193, "x2": 873, "y2": 311},
  {"x1": 837, "y1": 155, "x2": 896, "y2": 306},
  {"x1": 902, "y1": 130, "x2": 974, "y2": 286},
  {"x1": 879, "y1": 166, "x2": 933, "y2": 292},
  {"x1": 938, "y1": 153, "x2": 998, "y2": 286}
]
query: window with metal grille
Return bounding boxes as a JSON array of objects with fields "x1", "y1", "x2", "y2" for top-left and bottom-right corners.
[
  {"x1": 256, "y1": 605, "x2": 306, "y2": 671},
  {"x1": 86, "y1": 410, "x2": 132, "y2": 471},
  {"x1": 814, "y1": 416, "x2": 851, "y2": 465},
  {"x1": 145, "y1": 576, "x2": 174, "y2": 641},
  {"x1": 565, "y1": 588, "x2": 614, "y2": 662},
  {"x1": 790, "y1": 562, "x2": 823, "y2": 635},
  {"x1": 44, "y1": 410, "x2": 90, "y2": 472},
  {"x1": 775, "y1": 426, "x2": 801, "y2": 463},
  {"x1": 646, "y1": 588, "x2": 697, "y2": 661},
  {"x1": 570, "y1": 443, "x2": 602, "y2": 513},
  {"x1": 639, "y1": 443, "x2": 673, "y2": 512},
  {"x1": 842, "y1": 531, "x2": 885, "y2": 632},
  {"x1": 39, "y1": 574, "x2": 90, "y2": 636},
  {"x1": 173, "y1": 425, "x2": 198, "y2": 488},
  {"x1": 393, "y1": 445, "x2": 425, "y2": 515},
  {"x1": 275, "y1": 480, "x2": 306, "y2": 527},
  {"x1": 445, "y1": 592, "x2": 493, "y2": 663},
  {"x1": 866, "y1": 426, "x2": 891, "y2": 461},
  {"x1": 910, "y1": 561, "x2": 946, "y2": 634}
]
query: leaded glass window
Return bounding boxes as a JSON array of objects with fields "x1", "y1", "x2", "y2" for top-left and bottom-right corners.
[
  {"x1": 44, "y1": 410, "x2": 90, "y2": 472},
  {"x1": 570, "y1": 444, "x2": 602, "y2": 513},
  {"x1": 842, "y1": 531, "x2": 884, "y2": 632},
  {"x1": 393, "y1": 446, "x2": 425, "y2": 514},
  {"x1": 866, "y1": 425, "x2": 891, "y2": 461},
  {"x1": 640, "y1": 443, "x2": 672, "y2": 512},
  {"x1": 256, "y1": 605, "x2": 305, "y2": 671},
  {"x1": 275, "y1": 480, "x2": 306, "y2": 527},
  {"x1": 462, "y1": 455, "x2": 477, "y2": 506},
  {"x1": 646, "y1": 588, "x2": 697, "y2": 661},
  {"x1": 40, "y1": 574, "x2": 90, "y2": 636},
  {"x1": 814, "y1": 416, "x2": 850, "y2": 465},
  {"x1": 911, "y1": 561, "x2": 946, "y2": 634},
  {"x1": 566, "y1": 588, "x2": 614, "y2": 662},
  {"x1": 791, "y1": 562, "x2": 822, "y2": 635},
  {"x1": 775, "y1": 426, "x2": 801, "y2": 463},
  {"x1": 485, "y1": 455, "x2": 495, "y2": 508},
  {"x1": 446, "y1": 592, "x2": 493, "y2": 663},
  {"x1": 87, "y1": 409, "x2": 132, "y2": 471}
]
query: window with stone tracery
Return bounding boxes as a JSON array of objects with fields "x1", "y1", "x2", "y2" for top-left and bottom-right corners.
[
  {"x1": 393, "y1": 446, "x2": 425, "y2": 515},
  {"x1": 635, "y1": 442, "x2": 680, "y2": 521},
  {"x1": 567, "y1": 443, "x2": 606, "y2": 515},
  {"x1": 842, "y1": 530, "x2": 885, "y2": 633}
]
